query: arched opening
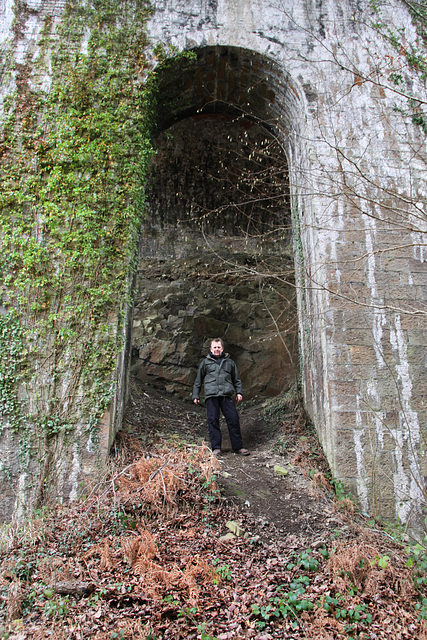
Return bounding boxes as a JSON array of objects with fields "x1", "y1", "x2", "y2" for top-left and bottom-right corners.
[{"x1": 130, "y1": 46, "x2": 304, "y2": 404}]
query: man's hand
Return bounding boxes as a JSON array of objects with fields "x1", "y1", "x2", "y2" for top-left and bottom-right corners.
[
  {"x1": 236, "y1": 394, "x2": 243, "y2": 404},
  {"x1": 193, "y1": 398, "x2": 199, "y2": 405}
]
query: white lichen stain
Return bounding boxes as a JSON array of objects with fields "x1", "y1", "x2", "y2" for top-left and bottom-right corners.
[
  {"x1": 12, "y1": 472, "x2": 28, "y2": 524},
  {"x1": 329, "y1": 199, "x2": 345, "y2": 284},
  {"x1": 354, "y1": 397, "x2": 369, "y2": 511},
  {"x1": 409, "y1": 208, "x2": 427, "y2": 263},
  {"x1": 86, "y1": 431, "x2": 96, "y2": 454},
  {"x1": 412, "y1": 230, "x2": 426, "y2": 263},
  {"x1": 372, "y1": 311, "x2": 387, "y2": 369},
  {"x1": 389, "y1": 314, "x2": 423, "y2": 522},
  {"x1": 68, "y1": 443, "x2": 81, "y2": 502},
  {"x1": 364, "y1": 215, "x2": 377, "y2": 298},
  {"x1": 362, "y1": 213, "x2": 387, "y2": 368},
  {"x1": 366, "y1": 378, "x2": 386, "y2": 449}
]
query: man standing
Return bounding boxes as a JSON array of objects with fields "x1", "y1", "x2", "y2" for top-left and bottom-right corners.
[{"x1": 192, "y1": 338, "x2": 250, "y2": 456}]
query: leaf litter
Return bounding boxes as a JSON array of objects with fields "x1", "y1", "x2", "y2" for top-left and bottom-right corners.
[{"x1": 1, "y1": 378, "x2": 427, "y2": 639}]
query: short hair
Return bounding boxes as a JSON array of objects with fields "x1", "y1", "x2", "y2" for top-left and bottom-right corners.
[{"x1": 210, "y1": 337, "x2": 224, "y2": 348}]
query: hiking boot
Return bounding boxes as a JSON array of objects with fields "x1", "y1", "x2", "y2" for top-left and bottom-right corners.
[
  {"x1": 213, "y1": 449, "x2": 221, "y2": 457},
  {"x1": 234, "y1": 448, "x2": 250, "y2": 456}
]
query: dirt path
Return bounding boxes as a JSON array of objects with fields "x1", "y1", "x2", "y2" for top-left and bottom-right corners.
[{"x1": 121, "y1": 377, "x2": 351, "y2": 548}]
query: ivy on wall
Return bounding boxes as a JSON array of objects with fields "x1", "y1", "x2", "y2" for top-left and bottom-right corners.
[
  {"x1": 371, "y1": 0, "x2": 427, "y2": 133},
  {"x1": 0, "y1": 0, "x2": 182, "y2": 508}
]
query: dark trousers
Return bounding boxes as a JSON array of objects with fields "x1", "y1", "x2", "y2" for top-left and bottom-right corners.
[{"x1": 205, "y1": 396, "x2": 243, "y2": 452}]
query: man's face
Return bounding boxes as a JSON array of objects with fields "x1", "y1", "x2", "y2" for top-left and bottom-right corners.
[{"x1": 211, "y1": 341, "x2": 223, "y2": 356}]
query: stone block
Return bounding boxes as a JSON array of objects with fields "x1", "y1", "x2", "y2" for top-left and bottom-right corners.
[
  {"x1": 407, "y1": 331, "x2": 427, "y2": 347},
  {"x1": 330, "y1": 394, "x2": 359, "y2": 412},
  {"x1": 336, "y1": 282, "x2": 369, "y2": 301},
  {"x1": 340, "y1": 267, "x2": 366, "y2": 283},
  {"x1": 333, "y1": 411, "x2": 370, "y2": 431},
  {"x1": 324, "y1": 309, "x2": 344, "y2": 327},
  {"x1": 372, "y1": 499, "x2": 397, "y2": 520},
  {"x1": 333, "y1": 449, "x2": 358, "y2": 477},
  {"x1": 226, "y1": 521, "x2": 245, "y2": 537},
  {"x1": 380, "y1": 258, "x2": 411, "y2": 273},
  {"x1": 404, "y1": 271, "x2": 427, "y2": 286},
  {"x1": 331, "y1": 329, "x2": 375, "y2": 347},
  {"x1": 274, "y1": 465, "x2": 288, "y2": 476},
  {"x1": 410, "y1": 390, "x2": 427, "y2": 412},
  {"x1": 326, "y1": 345, "x2": 350, "y2": 365},
  {"x1": 348, "y1": 345, "x2": 377, "y2": 365},
  {"x1": 149, "y1": 339, "x2": 175, "y2": 364},
  {"x1": 399, "y1": 315, "x2": 425, "y2": 331}
]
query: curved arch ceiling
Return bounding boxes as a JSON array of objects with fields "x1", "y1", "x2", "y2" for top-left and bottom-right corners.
[
  {"x1": 152, "y1": 45, "x2": 302, "y2": 144},
  {"x1": 132, "y1": 45, "x2": 299, "y2": 401}
]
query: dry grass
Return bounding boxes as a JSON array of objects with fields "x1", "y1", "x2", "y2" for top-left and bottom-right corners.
[{"x1": 119, "y1": 529, "x2": 219, "y2": 604}]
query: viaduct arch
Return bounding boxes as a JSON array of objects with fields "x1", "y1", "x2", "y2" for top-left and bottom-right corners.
[
  {"x1": 131, "y1": 45, "x2": 305, "y2": 404},
  {"x1": 141, "y1": 1, "x2": 427, "y2": 529}
]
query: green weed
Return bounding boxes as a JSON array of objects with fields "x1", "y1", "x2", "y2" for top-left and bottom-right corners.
[
  {"x1": 251, "y1": 575, "x2": 314, "y2": 630},
  {"x1": 286, "y1": 548, "x2": 319, "y2": 572},
  {"x1": 43, "y1": 595, "x2": 69, "y2": 618},
  {"x1": 406, "y1": 541, "x2": 427, "y2": 619},
  {"x1": 197, "y1": 622, "x2": 220, "y2": 640},
  {"x1": 213, "y1": 561, "x2": 233, "y2": 582}
]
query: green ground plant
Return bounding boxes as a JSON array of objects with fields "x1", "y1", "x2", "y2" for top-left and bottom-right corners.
[
  {"x1": 406, "y1": 539, "x2": 427, "y2": 619},
  {"x1": 251, "y1": 574, "x2": 314, "y2": 630}
]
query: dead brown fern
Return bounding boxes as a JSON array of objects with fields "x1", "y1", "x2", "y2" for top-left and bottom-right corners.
[
  {"x1": 114, "y1": 444, "x2": 220, "y2": 514},
  {"x1": 135, "y1": 559, "x2": 182, "y2": 600},
  {"x1": 82, "y1": 537, "x2": 115, "y2": 570},
  {"x1": 333, "y1": 496, "x2": 355, "y2": 514},
  {"x1": 122, "y1": 536, "x2": 142, "y2": 568},
  {"x1": 328, "y1": 541, "x2": 415, "y2": 598},
  {"x1": 303, "y1": 605, "x2": 346, "y2": 639},
  {"x1": 181, "y1": 555, "x2": 220, "y2": 606},
  {"x1": 100, "y1": 538, "x2": 115, "y2": 571},
  {"x1": 122, "y1": 530, "x2": 157, "y2": 568},
  {"x1": 37, "y1": 556, "x2": 71, "y2": 584},
  {"x1": 119, "y1": 529, "x2": 219, "y2": 605},
  {"x1": 311, "y1": 470, "x2": 332, "y2": 492},
  {"x1": 119, "y1": 529, "x2": 181, "y2": 599},
  {"x1": 6, "y1": 580, "x2": 23, "y2": 621}
]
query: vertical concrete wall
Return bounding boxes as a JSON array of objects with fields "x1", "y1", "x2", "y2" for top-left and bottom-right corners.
[{"x1": 1, "y1": 0, "x2": 426, "y2": 526}]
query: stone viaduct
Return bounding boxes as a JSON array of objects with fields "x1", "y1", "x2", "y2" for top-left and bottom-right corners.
[{"x1": 0, "y1": 0, "x2": 426, "y2": 529}]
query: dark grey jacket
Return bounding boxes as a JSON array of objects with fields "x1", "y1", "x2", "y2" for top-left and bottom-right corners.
[{"x1": 192, "y1": 353, "x2": 242, "y2": 401}]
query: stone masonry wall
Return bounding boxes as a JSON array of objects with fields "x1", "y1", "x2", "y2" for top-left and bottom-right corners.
[
  {"x1": 145, "y1": 0, "x2": 427, "y2": 527},
  {"x1": 0, "y1": 0, "x2": 426, "y2": 526}
]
